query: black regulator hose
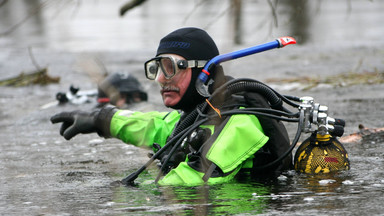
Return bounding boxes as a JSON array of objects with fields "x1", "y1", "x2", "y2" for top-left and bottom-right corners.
[
  {"x1": 169, "y1": 102, "x2": 206, "y2": 140},
  {"x1": 209, "y1": 78, "x2": 280, "y2": 109},
  {"x1": 154, "y1": 117, "x2": 209, "y2": 183},
  {"x1": 227, "y1": 81, "x2": 283, "y2": 110},
  {"x1": 221, "y1": 109, "x2": 299, "y2": 122},
  {"x1": 209, "y1": 78, "x2": 301, "y2": 111}
]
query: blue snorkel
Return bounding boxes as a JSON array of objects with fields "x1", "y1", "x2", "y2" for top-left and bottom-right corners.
[{"x1": 195, "y1": 36, "x2": 297, "y2": 97}]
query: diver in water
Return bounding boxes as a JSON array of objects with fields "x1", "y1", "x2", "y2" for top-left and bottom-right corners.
[
  {"x1": 50, "y1": 27, "x2": 292, "y2": 186},
  {"x1": 53, "y1": 72, "x2": 148, "y2": 109},
  {"x1": 54, "y1": 72, "x2": 147, "y2": 109},
  {"x1": 96, "y1": 72, "x2": 148, "y2": 108}
]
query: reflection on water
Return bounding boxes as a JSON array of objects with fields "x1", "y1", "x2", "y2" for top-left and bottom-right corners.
[
  {"x1": 108, "y1": 170, "x2": 358, "y2": 215},
  {"x1": 111, "y1": 178, "x2": 272, "y2": 215},
  {"x1": 167, "y1": 183, "x2": 271, "y2": 215},
  {"x1": 1, "y1": 0, "x2": 384, "y2": 52},
  {"x1": 1, "y1": 1, "x2": 384, "y2": 215}
]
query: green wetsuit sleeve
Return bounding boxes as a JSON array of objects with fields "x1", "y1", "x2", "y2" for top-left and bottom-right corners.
[{"x1": 110, "y1": 110, "x2": 180, "y2": 148}]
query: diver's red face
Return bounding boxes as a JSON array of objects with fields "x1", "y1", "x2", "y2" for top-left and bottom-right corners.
[{"x1": 155, "y1": 54, "x2": 192, "y2": 107}]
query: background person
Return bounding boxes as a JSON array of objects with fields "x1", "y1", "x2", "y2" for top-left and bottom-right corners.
[{"x1": 96, "y1": 72, "x2": 148, "y2": 108}]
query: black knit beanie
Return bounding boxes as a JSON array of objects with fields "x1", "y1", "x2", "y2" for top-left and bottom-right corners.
[{"x1": 156, "y1": 27, "x2": 219, "y2": 112}]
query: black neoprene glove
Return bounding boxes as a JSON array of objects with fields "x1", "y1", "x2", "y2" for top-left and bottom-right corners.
[{"x1": 50, "y1": 105, "x2": 117, "y2": 140}]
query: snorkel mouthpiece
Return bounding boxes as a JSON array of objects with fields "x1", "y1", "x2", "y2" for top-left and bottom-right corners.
[{"x1": 196, "y1": 36, "x2": 296, "y2": 97}]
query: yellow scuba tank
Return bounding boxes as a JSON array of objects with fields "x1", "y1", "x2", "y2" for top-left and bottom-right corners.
[{"x1": 294, "y1": 133, "x2": 350, "y2": 174}]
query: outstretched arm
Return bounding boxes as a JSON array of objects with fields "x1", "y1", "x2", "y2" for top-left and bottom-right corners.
[{"x1": 50, "y1": 105, "x2": 117, "y2": 140}]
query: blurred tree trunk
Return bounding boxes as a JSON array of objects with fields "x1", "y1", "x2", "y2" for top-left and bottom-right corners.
[
  {"x1": 231, "y1": 0, "x2": 243, "y2": 44},
  {"x1": 0, "y1": 0, "x2": 7, "y2": 8},
  {"x1": 282, "y1": 0, "x2": 309, "y2": 44}
]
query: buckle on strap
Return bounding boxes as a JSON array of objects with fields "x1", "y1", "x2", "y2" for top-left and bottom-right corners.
[
  {"x1": 187, "y1": 60, "x2": 207, "y2": 68},
  {"x1": 202, "y1": 163, "x2": 217, "y2": 182}
]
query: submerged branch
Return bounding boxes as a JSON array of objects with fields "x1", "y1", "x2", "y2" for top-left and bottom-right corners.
[
  {"x1": 266, "y1": 69, "x2": 384, "y2": 90},
  {"x1": 0, "y1": 68, "x2": 60, "y2": 87}
]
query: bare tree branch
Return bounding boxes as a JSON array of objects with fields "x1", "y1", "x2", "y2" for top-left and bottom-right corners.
[
  {"x1": 0, "y1": 0, "x2": 51, "y2": 36},
  {"x1": 267, "y1": 0, "x2": 278, "y2": 28},
  {"x1": 28, "y1": 47, "x2": 42, "y2": 71},
  {"x1": 0, "y1": 0, "x2": 8, "y2": 8},
  {"x1": 182, "y1": 0, "x2": 207, "y2": 25},
  {"x1": 120, "y1": 0, "x2": 147, "y2": 16}
]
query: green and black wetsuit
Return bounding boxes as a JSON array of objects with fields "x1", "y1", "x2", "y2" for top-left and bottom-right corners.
[{"x1": 108, "y1": 90, "x2": 291, "y2": 186}]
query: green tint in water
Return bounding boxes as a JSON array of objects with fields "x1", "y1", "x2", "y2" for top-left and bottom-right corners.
[
  {"x1": 167, "y1": 183, "x2": 271, "y2": 215},
  {"x1": 107, "y1": 168, "x2": 366, "y2": 215},
  {"x1": 110, "y1": 171, "x2": 272, "y2": 215}
]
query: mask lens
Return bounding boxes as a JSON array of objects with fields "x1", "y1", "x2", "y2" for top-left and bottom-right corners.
[
  {"x1": 160, "y1": 57, "x2": 176, "y2": 78},
  {"x1": 145, "y1": 59, "x2": 159, "y2": 80}
]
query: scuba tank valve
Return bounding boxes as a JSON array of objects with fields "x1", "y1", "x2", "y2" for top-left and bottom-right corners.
[{"x1": 294, "y1": 96, "x2": 350, "y2": 174}]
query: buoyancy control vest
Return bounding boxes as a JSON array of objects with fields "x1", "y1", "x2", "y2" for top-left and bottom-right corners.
[{"x1": 155, "y1": 78, "x2": 292, "y2": 179}]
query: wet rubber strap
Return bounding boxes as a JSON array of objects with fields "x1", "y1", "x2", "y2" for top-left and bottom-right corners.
[{"x1": 202, "y1": 163, "x2": 217, "y2": 182}]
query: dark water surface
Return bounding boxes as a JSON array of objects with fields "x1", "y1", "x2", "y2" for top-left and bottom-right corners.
[{"x1": 1, "y1": 0, "x2": 384, "y2": 215}]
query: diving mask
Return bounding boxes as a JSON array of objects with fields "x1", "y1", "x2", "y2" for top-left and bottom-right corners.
[{"x1": 144, "y1": 55, "x2": 207, "y2": 80}]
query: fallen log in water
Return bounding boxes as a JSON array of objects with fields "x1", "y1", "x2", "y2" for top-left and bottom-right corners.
[
  {"x1": 339, "y1": 124, "x2": 384, "y2": 144},
  {"x1": 0, "y1": 68, "x2": 60, "y2": 87}
]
